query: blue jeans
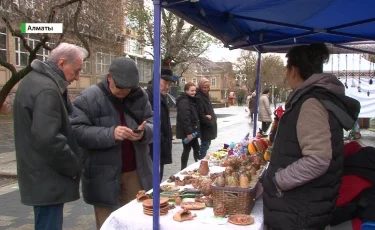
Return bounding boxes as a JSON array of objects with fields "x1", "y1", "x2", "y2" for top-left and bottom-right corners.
[
  {"x1": 200, "y1": 140, "x2": 211, "y2": 157},
  {"x1": 34, "y1": 203, "x2": 64, "y2": 230}
]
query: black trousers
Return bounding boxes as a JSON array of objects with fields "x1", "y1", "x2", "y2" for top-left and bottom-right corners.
[
  {"x1": 262, "y1": 121, "x2": 272, "y2": 133},
  {"x1": 181, "y1": 138, "x2": 200, "y2": 170}
]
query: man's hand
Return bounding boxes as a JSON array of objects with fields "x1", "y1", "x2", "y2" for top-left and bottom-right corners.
[
  {"x1": 114, "y1": 126, "x2": 128, "y2": 141},
  {"x1": 205, "y1": 115, "x2": 212, "y2": 120},
  {"x1": 115, "y1": 121, "x2": 147, "y2": 141}
]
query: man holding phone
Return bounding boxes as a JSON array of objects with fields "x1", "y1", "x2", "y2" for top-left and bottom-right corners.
[{"x1": 70, "y1": 57, "x2": 153, "y2": 229}]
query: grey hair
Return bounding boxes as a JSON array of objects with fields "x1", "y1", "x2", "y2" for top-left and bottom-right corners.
[{"x1": 47, "y1": 42, "x2": 88, "y2": 63}]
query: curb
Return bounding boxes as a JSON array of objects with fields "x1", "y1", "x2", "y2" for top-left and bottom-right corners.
[{"x1": 0, "y1": 172, "x2": 17, "y2": 178}]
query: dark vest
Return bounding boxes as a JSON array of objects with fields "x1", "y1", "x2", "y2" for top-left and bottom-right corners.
[{"x1": 263, "y1": 89, "x2": 345, "y2": 230}]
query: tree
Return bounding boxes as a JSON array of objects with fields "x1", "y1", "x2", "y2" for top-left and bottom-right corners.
[
  {"x1": 235, "y1": 50, "x2": 286, "y2": 92},
  {"x1": 0, "y1": 0, "x2": 123, "y2": 111},
  {"x1": 125, "y1": 0, "x2": 217, "y2": 68}
]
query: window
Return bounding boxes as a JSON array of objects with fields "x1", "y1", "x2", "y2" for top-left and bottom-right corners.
[
  {"x1": 81, "y1": 59, "x2": 91, "y2": 74},
  {"x1": 125, "y1": 38, "x2": 142, "y2": 55},
  {"x1": 180, "y1": 78, "x2": 186, "y2": 85},
  {"x1": 14, "y1": 35, "x2": 53, "y2": 66},
  {"x1": 96, "y1": 52, "x2": 116, "y2": 75},
  {"x1": 211, "y1": 77, "x2": 216, "y2": 87},
  {"x1": 0, "y1": 27, "x2": 6, "y2": 61},
  {"x1": 192, "y1": 78, "x2": 197, "y2": 85}
]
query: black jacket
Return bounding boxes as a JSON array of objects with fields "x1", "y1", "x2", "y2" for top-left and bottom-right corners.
[
  {"x1": 13, "y1": 60, "x2": 81, "y2": 206},
  {"x1": 176, "y1": 93, "x2": 200, "y2": 139},
  {"x1": 146, "y1": 85, "x2": 173, "y2": 165},
  {"x1": 70, "y1": 77, "x2": 153, "y2": 208},
  {"x1": 195, "y1": 89, "x2": 217, "y2": 141},
  {"x1": 263, "y1": 87, "x2": 360, "y2": 230}
]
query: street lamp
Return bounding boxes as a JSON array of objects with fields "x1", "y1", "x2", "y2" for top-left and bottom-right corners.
[{"x1": 235, "y1": 72, "x2": 247, "y2": 106}]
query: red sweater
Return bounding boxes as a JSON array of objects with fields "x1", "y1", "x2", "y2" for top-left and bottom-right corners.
[{"x1": 115, "y1": 105, "x2": 137, "y2": 173}]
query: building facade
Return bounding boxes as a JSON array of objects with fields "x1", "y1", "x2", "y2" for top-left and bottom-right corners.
[
  {"x1": 0, "y1": 0, "x2": 128, "y2": 113},
  {"x1": 177, "y1": 58, "x2": 235, "y2": 103}
]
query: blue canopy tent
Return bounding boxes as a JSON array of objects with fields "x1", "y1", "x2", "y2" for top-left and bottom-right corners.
[{"x1": 151, "y1": 0, "x2": 375, "y2": 229}]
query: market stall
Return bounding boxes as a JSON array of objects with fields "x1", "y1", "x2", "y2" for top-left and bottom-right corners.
[
  {"x1": 101, "y1": 137, "x2": 271, "y2": 230},
  {"x1": 148, "y1": 1, "x2": 375, "y2": 229}
]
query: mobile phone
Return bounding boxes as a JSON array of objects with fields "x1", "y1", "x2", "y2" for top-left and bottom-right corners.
[{"x1": 132, "y1": 129, "x2": 143, "y2": 133}]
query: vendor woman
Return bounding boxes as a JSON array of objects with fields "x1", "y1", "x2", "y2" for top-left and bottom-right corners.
[{"x1": 262, "y1": 43, "x2": 360, "y2": 230}]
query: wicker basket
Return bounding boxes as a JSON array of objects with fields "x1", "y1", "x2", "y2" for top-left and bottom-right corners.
[
  {"x1": 211, "y1": 183, "x2": 257, "y2": 215},
  {"x1": 211, "y1": 163, "x2": 268, "y2": 215}
]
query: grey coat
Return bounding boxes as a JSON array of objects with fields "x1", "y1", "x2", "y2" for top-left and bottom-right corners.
[
  {"x1": 258, "y1": 94, "x2": 273, "y2": 122},
  {"x1": 13, "y1": 60, "x2": 81, "y2": 206},
  {"x1": 70, "y1": 77, "x2": 153, "y2": 208}
]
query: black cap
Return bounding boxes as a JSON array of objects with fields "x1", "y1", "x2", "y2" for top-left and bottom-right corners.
[
  {"x1": 161, "y1": 68, "x2": 175, "y2": 82},
  {"x1": 108, "y1": 57, "x2": 139, "y2": 88}
]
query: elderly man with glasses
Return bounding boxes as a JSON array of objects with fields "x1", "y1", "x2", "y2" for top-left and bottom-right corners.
[{"x1": 70, "y1": 57, "x2": 153, "y2": 229}]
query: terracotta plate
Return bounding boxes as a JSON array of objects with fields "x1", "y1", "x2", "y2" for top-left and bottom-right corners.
[
  {"x1": 180, "y1": 202, "x2": 206, "y2": 210},
  {"x1": 228, "y1": 214, "x2": 254, "y2": 226},
  {"x1": 143, "y1": 198, "x2": 169, "y2": 208},
  {"x1": 143, "y1": 206, "x2": 169, "y2": 212},
  {"x1": 143, "y1": 210, "x2": 168, "y2": 216}
]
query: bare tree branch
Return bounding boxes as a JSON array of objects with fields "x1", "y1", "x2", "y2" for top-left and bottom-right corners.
[
  {"x1": 1, "y1": 16, "x2": 33, "y2": 53},
  {"x1": 0, "y1": 58, "x2": 17, "y2": 75},
  {"x1": 73, "y1": 0, "x2": 90, "y2": 59}
]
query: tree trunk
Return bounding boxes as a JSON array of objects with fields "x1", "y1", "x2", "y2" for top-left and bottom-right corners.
[{"x1": 0, "y1": 73, "x2": 21, "y2": 113}]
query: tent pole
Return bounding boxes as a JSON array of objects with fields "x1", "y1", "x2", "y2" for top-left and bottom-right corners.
[
  {"x1": 152, "y1": 0, "x2": 162, "y2": 229},
  {"x1": 253, "y1": 51, "x2": 262, "y2": 137}
]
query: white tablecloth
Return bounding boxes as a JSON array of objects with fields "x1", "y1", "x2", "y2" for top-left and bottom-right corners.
[{"x1": 101, "y1": 162, "x2": 264, "y2": 230}]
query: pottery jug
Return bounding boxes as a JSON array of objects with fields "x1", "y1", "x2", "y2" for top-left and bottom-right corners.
[
  {"x1": 199, "y1": 160, "x2": 210, "y2": 176},
  {"x1": 239, "y1": 174, "x2": 250, "y2": 188}
]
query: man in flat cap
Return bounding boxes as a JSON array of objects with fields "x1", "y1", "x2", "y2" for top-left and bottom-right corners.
[
  {"x1": 146, "y1": 68, "x2": 175, "y2": 181},
  {"x1": 70, "y1": 57, "x2": 153, "y2": 229}
]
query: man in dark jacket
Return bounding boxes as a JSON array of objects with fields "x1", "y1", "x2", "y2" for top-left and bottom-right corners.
[
  {"x1": 146, "y1": 68, "x2": 175, "y2": 181},
  {"x1": 70, "y1": 57, "x2": 153, "y2": 229},
  {"x1": 196, "y1": 77, "x2": 217, "y2": 157},
  {"x1": 13, "y1": 43, "x2": 87, "y2": 230}
]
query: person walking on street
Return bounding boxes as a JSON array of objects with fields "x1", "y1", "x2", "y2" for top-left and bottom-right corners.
[
  {"x1": 176, "y1": 82, "x2": 202, "y2": 170},
  {"x1": 258, "y1": 88, "x2": 273, "y2": 135},
  {"x1": 195, "y1": 78, "x2": 217, "y2": 158},
  {"x1": 263, "y1": 43, "x2": 360, "y2": 230},
  {"x1": 248, "y1": 91, "x2": 257, "y2": 122},
  {"x1": 70, "y1": 57, "x2": 153, "y2": 229},
  {"x1": 146, "y1": 68, "x2": 175, "y2": 181},
  {"x1": 13, "y1": 43, "x2": 87, "y2": 230}
]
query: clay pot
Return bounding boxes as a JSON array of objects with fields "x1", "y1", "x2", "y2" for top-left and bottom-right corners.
[
  {"x1": 215, "y1": 175, "x2": 226, "y2": 187},
  {"x1": 199, "y1": 160, "x2": 210, "y2": 176},
  {"x1": 239, "y1": 174, "x2": 250, "y2": 188},
  {"x1": 244, "y1": 171, "x2": 252, "y2": 181},
  {"x1": 200, "y1": 179, "x2": 212, "y2": 196},
  {"x1": 232, "y1": 172, "x2": 240, "y2": 181},
  {"x1": 226, "y1": 176, "x2": 238, "y2": 187}
]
